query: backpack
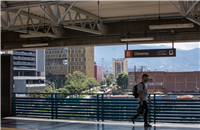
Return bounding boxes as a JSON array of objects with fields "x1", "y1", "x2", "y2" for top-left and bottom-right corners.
[{"x1": 132, "y1": 82, "x2": 145, "y2": 99}]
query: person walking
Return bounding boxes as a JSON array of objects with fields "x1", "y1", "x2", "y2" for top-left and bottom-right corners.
[{"x1": 131, "y1": 74, "x2": 152, "y2": 127}]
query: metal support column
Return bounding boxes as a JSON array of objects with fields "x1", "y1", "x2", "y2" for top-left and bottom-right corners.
[
  {"x1": 101, "y1": 94, "x2": 104, "y2": 121},
  {"x1": 97, "y1": 94, "x2": 99, "y2": 121}
]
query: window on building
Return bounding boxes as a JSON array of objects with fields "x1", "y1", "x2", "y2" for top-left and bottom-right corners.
[
  {"x1": 49, "y1": 51, "x2": 51, "y2": 54},
  {"x1": 84, "y1": 49, "x2": 86, "y2": 53},
  {"x1": 68, "y1": 66, "x2": 70, "y2": 69},
  {"x1": 75, "y1": 50, "x2": 77, "y2": 53},
  {"x1": 81, "y1": 54, "x2": 84, "y2": 57},
  {"x1": 72, "y1": 50, "x2": 74, "y2": 53},
  {"x1": 75, "y1": 66, "x2": 77, "y2": 70},
  {"x1": 69, "y1": 58, "x2": 70, "y2": 61},
  {"x1": 84, "y1": 57, "x2": 86, "y2": 61},
  {"x1": 68, "y1": 50, "x2": 70, "y2": 53},
  {"x1": 79, "y1": 58, "x2": 81, "y2": 61},
  {"x1": 79, "y1": 50, "x2": 81, "y2": 53},
  {"x1": 72, "y1": 58, "x2": 74, "y2": 61},
  {"x1": 72, "y1": 66, "x2": 74, "y2": 69},
  {"x1": 84, "y1": 66, "x2": 86, "y2": 69},
  {"x1": 75, "y1": 58, "x2": 77, "y2": 61},
  {"x1": 79, "y1": 66, "x2": 81, "y2": 69}
]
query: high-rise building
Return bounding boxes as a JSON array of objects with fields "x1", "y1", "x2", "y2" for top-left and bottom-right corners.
[
  {"x1": 45, "y1": 48, "x2": 68, "y2": 78},
  {"x1": 5, "y1": 49, "x2": 45, "y2": 92},
  {"x1": 94, "y1": 65, "x2": 102, "y2": 82},
  {"x1": 112, "y1": 58, "x2": 128, "y2": 78},
  {"x1": 45, "y1": 47, "x2": 94, "y2": 78}
]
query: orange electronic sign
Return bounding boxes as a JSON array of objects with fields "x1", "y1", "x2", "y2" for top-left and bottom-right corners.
[{"x1": 125, "y1": 50, "x2": 132, "y2": 58}]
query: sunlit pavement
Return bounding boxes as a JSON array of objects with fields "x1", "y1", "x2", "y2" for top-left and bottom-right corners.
[{"x1": 1, "y1": 117, "x2": 200, "y2": 130}]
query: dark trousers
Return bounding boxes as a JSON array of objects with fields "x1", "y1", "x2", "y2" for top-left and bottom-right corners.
[{"x1": 133, "y1": 101, "x2": 148, "y2": 124}]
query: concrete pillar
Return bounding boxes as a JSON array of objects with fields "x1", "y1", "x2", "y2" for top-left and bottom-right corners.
[{"x1": 1, "y1": 54, "x2": 13, "y2": 117}]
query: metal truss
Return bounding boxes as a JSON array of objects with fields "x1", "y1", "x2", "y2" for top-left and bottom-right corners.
[
  {"x1": 169, "y1": 1, "x2": 200, "y2": 26},
  {"x1": 1, "y1": 1, "x2": 107, "y2": 37}
]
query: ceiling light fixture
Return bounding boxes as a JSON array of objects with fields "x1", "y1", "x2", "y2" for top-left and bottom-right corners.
[
  {"x1": 121, "y1": 37, "x2": 154, "y2": 42},
  {"x1": 149, "y1": 23, "x2": 194, "y2": 30},
  {"x1": 20, "y1": 33, "x2": 57, "y2": 38},
  {"x1": 22, "y1": 43, "x2": 49, "y2": 47}
]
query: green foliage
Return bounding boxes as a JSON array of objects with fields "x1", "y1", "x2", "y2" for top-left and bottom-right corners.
[
  {"x1": 42, "y1": 86, "x2": 54, "y2": 93},
  {"x1": 56, "y1": 77, "x2": 66, "y2": 89},
  {"x1": 64, "y1": 71, "x2": 99, "y2": 93},
  {"x1": 44, "y1": 71, "x2": 100, "y2": 94},
  {"x1": 100, "y1": 80, "x2": 105, "y2": 85},
  {"x1": 46, "y1": 73, "x2": 55, "y2": 82},
  {"x1": 106, "y1": 78, "x2": 112, "y2": 87},
  {"x1": 86, "y1": 78, "x2": 100, "y2": 91},
  {"x1": 112, "y1": 87, "x2": 117, "y2": 92},
  {"x1": 104, "y1": 71, "x2": 114, "y2": 86},
  {"x1": 116, "y1": 71, "x2": 128, "y2": 89}
]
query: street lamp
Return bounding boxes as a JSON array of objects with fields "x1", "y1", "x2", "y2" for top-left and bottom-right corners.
[{"x1": 196, "y1": 86, "x2": 199, "y2": 93}]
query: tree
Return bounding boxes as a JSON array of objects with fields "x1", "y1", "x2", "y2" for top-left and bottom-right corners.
[
  {"x1": 104, "y1": 71, "x2": 113, "y2": 86},
  {"x1": 112, "y1": 87, "x2": 117, "y2": 92},
  {"x1": 46, "y1": 73, "x2": 55, "y2": 82},
  {"x1": 100, "y1": 80, "x2": 105, "y2": 85},
  {"x1": 64, "y1": 71, "x2": 87, "y2": 93},
  {"x1": 106, "y1": 77, "x2": 112, "y2": 87},
  {"x1": 116, "y1": 71, "x2": 128, "y2": 89},
  {"x1": 56, "y1": 77, "x2": 66, "y2": 89},
  {"x1": 86, "y1": 78, "x2": 100, "y2": 91}
]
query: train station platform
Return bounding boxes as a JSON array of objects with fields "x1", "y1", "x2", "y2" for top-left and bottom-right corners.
[{"x1": 1, "y1": 117, "x2": 200, "y2": 130}]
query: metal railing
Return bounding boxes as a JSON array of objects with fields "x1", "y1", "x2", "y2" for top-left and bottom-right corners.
[{"x1": 13, "y1": 93, "x2": 200, "y2": 123}]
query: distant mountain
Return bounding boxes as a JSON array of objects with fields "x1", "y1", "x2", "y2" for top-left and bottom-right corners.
[{"x1": 94, "y1": 45, "x2": 200, "y2": 72}]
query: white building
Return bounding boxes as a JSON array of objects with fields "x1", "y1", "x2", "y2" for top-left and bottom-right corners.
[{"x1": 112, "y1": 58, "x2": 128, "y2": 78}]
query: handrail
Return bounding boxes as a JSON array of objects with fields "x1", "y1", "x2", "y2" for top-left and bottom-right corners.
[{"x1": 13, "y1": 93, "x2": 200, "y2": 124}]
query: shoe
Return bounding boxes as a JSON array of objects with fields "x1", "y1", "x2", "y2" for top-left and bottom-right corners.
[
  {"x1": 144, "y1": 123, "x2": 152, "y2": 127},
  {"x1": 131, "y1": 117, "x2": 135, "y2": 124}
]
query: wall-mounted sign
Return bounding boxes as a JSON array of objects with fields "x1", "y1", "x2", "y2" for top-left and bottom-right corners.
[{"x1": 125, "y1": 49, "x2": 176, "y2": 58}]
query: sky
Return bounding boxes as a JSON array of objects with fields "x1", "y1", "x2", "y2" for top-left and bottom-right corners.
[
  {"x1": 142, "y1": 42, "x2": 200, "y2": 50},
  {"x1": 94, "y1": 42, "x2": 200, "y2": 72}
]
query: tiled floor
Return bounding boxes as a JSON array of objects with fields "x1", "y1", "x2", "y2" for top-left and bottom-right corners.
[{"x1": 1, "y1": 117, "x2": 200, "y2": 130}]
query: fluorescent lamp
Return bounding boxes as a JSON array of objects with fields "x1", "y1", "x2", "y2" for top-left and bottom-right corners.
[
  {"x1": 149, "y1": 23, "x2": 194, "y2": 30},
  {"x1": 22, "y1": 43, "x2": 49, "y2": 47},
  {"x1": 20, "y1": 33, "x2": 57, "y2": 38},
  {"x1": 121, "y1": 37, "x2": 154, "y2": 42}
]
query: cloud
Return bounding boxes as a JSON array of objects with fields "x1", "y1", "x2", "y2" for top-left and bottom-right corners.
[{"x1": 143, "y1": 42, "x2": 200, "y2": 50}]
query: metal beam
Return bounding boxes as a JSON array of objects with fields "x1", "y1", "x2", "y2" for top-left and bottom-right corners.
[
  {"x1": 1, "y1": 1, "x2": 75, "y2": 11},
  {"x1": 179, "y1": 1, "x2": 186, "y2": 16},
  {"x1": 186, "y1": 16, "x2": 200, "y2": 26},
  {"x1": 1, "y1": 16, "x2": 7, "y2": 29},
  {"x1": 2, "y1": 31, "x2": 200, "y2": 51},
  {"x1": 60, "y1": 4, "x2": 102, "y2": 22},
  {"x1": 6, "y1": 7, "x2": 23, "y2": 29},
  {"x1": 168, "y1": 1, "x2": 182, "y2": 15},
  {"x1": 9, "y1": 10, "x2": 52, "y2": 24},
  {"x1": 1, "y1": 1, "x2": 7, "y2": 7},
  {"x1": 43, "y1": 3, "x2": 57, "y2": 25},
  {"x1": 57, "y1": 2, "x2": 76, "y2": 24},
  {"x1": 63, "y1": 25, "x2": 102, "y2": 35},
  {"x1": 186, "y1": 1, "x2": 199, "y2": 15}
]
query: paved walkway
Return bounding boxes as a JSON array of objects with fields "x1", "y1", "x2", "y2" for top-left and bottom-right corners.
[{"x1": 1, "y1": 117, "x2": 200, "y2": 130}]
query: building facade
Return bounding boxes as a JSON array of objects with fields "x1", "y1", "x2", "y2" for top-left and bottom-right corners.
[
  {"x1": 45, "y1": 47, "x2": 94, "y2": 78},
  {"x1": 112, "y1": 58, "x2": 128, "y2": 78},
  {"x1": 5, "y1": 49, "x2": 45, "y2": 92},
  {"x1": 94, "y1": 65, "x2": 102, "y2": 82},
  {"x1": 45, "y1": 48, "x2": 68, "y2": 78},
  {"x1": 128, "y1": 71, "x2": 200, "y2": 93}
]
